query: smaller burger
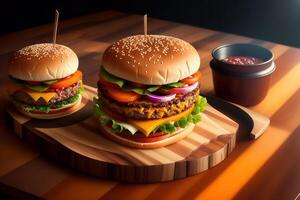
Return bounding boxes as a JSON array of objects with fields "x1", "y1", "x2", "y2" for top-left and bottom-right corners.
[
  {"x1": 6, "y1": 43, "x2": 83, "y2": 119},
  {"x1": 94, "y1": 35, "x2": 206, "y2": 149}
]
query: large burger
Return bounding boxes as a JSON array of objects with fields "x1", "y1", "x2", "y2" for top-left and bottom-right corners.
[
  {"x1": 94, "y1": 35, "x2": 206, "y2": 148},
  {"x1": 7, "y1": 43, "x2": 83, "y2": 119}
]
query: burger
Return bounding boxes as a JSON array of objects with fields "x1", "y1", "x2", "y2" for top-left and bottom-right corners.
[
  {"x1": 6, "y1": 43, "x2": 83, "y2": 119},
  {"x1": 94, "y1": 35, "x2": 206, "y2": 148}
]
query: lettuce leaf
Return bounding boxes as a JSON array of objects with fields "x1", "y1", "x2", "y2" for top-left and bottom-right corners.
[
  {"x1": 53, "y1": 93, "x2": 81, "y2": 109},
  {"x1": 12, "y1": 89, "x2": 83, "y2": 113},
  {"x1": 22, "y1": 103, "x2": 51, "y2": 113},
  {"x1": 129, "y1": 88, "x2": 145, "y2": 95},
  {"x1": 175, "y1": 116, "x2": 188, "y2": 128},
  {"x1": 93, "y1": 96, "x2": 207, "y2": 135},
  {"x1": 165, "y1": 82, "x2": 186, "y2": 88},
  {"x1": 160, "y1": 82, "x2": 186, "y2": 91},
  {"x1": 93, "y1": 97, "x2": 138, "y2": 134},
  {"x1": 53, "y1": 85, "x2": 84, "y2": 109},
  {"x1": 194, "y1": 95, "x2": 207, "y2": 113},
  {"x1": 123, "y1": 85, "x2": 160, "y2": 95},
  {"x1": 111, "y1": 120, "x2": 124, "y2": 132},
  {"x1": 43, "y1": 79, "x2": 58, "y2": 85},
  {"x1": 100, "y1": 67, "x2": 125, "y2": 87},
  {"x1": 155, "y1": 96, "x2": 206, "y2": 134},
  {"x1": 99, "y1": 66, "x2": 189, "y2": 95},
  {"x1": 9, "y1": 76, "x2": 50, "y2": 92},
  {"x1": 134, "y1": 82, "x2": 185, "y2": 94},
  {"x1": 158, "y1": 122, "x2": 176, "y2": 134},
  {"x1": 25, "y1": 84, "x2": 49, "y2": 92},
  {"x1": 146, "y1": 86, "x2": 161, "y2": 93}
]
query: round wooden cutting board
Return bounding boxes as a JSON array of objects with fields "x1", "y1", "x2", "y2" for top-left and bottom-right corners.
[{"x1": 6, "y1": 85, "x2": 239, "y2": 183}]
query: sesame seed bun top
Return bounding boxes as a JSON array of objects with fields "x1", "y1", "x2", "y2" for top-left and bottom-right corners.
[
  {"x1": 8, "y1": 43, "x2": 79, "y2": 81},
  {"x1": 102, "y1": 35, "x2": 200, "y2": 85}
]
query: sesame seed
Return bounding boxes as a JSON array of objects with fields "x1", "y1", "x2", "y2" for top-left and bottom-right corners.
[
  {"x1": 16, "y1": 43, "x2": 72, "y2": 60},
  {"x1": 108, "y1": 35, "x2": 189, "y2": 63}
]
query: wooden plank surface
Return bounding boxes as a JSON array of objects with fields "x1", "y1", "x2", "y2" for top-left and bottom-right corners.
[
  {"x1": 0, "y1": 10, "x2": 299, "y2": 199},
  {"x1": 5, "y1": 85, "x2": 244, "y2": 183},
  {"x1": 3, "y1": 89, "x2": 269, "y2": 187}
]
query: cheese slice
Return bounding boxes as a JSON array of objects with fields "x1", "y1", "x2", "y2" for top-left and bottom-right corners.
[
  {"x1": 24, "y1": 90, "x2": 57, "y2": 103},
  {"x1": 128, "y1": 105, "x2": 194, "y2": 136}
]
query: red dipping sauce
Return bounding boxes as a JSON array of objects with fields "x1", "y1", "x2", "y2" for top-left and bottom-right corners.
[
  {"x1": 211, "y1": 44, "x2": 275, "y2": 106},
  {"x1": 222, "y1": 56, "x2": 263, "y2": 65}
]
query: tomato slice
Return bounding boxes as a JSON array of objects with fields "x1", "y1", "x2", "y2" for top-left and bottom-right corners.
[
  {"x1": 98, "y1": 75, "x2": 141, "y2": 102},
  {"x1": 105, "y1": 84, "x2": 140, "y2": 102},
  {"x1": 50, "y1": 70, "x2": 82, "y2": 88},
  {"x1": 181, "y1": 71, "x2": 201, "y2": 85}
]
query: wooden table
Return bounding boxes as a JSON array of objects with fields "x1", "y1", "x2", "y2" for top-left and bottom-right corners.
[{"x1": 0, "y1": 10, "x2": 299, "y2": 200}]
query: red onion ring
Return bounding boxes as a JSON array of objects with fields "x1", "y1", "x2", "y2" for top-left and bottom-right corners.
[
  {"x1": 145, "y1": 82, "x2": 199, "y2": 102},
  {"x1": 176, "y1": 81, "x2": 199, "y2": 93},
  {"x1": 146, "y1": 93, "x2": 176, "y2": 102}
]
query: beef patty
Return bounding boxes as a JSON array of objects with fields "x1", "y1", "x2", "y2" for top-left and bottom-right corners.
[
  {"x1": 99, "y1": 86, "x2": 200, "y2": 120},
  {"x1": 12, "y1": 81, "x2": 81, "y2": 106}
]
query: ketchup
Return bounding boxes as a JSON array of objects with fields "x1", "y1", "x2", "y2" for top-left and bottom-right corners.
[{"x1": 222, "y1": 56, "x2": 263, "y2": 65}]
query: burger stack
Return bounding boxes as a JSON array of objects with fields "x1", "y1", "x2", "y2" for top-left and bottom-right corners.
[
  {"x1": 7, "y1": 43, "x2": 83, "y2": 119},
  {"x1": 94, "y1": 35, "x2": 206, "y2": 148}
]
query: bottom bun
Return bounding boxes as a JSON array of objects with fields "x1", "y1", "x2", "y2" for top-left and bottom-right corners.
[
  {"x1": 100, "y1": 124, "x2": 195, "y2": 149},
  {"x1": 16, "y1": 95, "x2": 82, "y2": 119}
]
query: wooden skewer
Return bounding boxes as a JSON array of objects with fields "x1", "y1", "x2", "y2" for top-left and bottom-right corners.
[
  {"x1": 53, "y1": 10, "x2": 59, "y2": 45},
  {"x1": 144, "y1": 14, "x2": 147, "y2": 36}
]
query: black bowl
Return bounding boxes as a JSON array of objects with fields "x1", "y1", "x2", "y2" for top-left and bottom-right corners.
[{"x1": 210, "y1": 43, "x2": 275, "y2": 106}]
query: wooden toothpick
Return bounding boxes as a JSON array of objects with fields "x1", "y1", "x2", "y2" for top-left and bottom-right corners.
[
  {"x1": 144, "y1": 14, "x2": 147, "y2": 36},
  {"x1": 53, "y1": 10, "x2": 59, "y2": 45}
]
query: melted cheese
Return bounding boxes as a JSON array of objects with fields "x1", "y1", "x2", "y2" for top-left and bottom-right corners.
[
  {"x1": 128, "y1": 105, "x2": 194, "y2": 136},
  {"x1": 5, "y1": 80, "x2": 57, "y2": 103},
  {"x1": 25, "y1": 90, "x2": 57, "y2": 103}
]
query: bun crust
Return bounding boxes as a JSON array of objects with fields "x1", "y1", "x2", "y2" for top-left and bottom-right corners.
[
  {"x1": 102, "y1": 35, "x2": 200, "y2": 85},
  {"x1": 100, "y1": 124, "x2": 195, "y2": 149},
  {"x1": 8, "y1": 43, "x2": 79, "y2": 81}
]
